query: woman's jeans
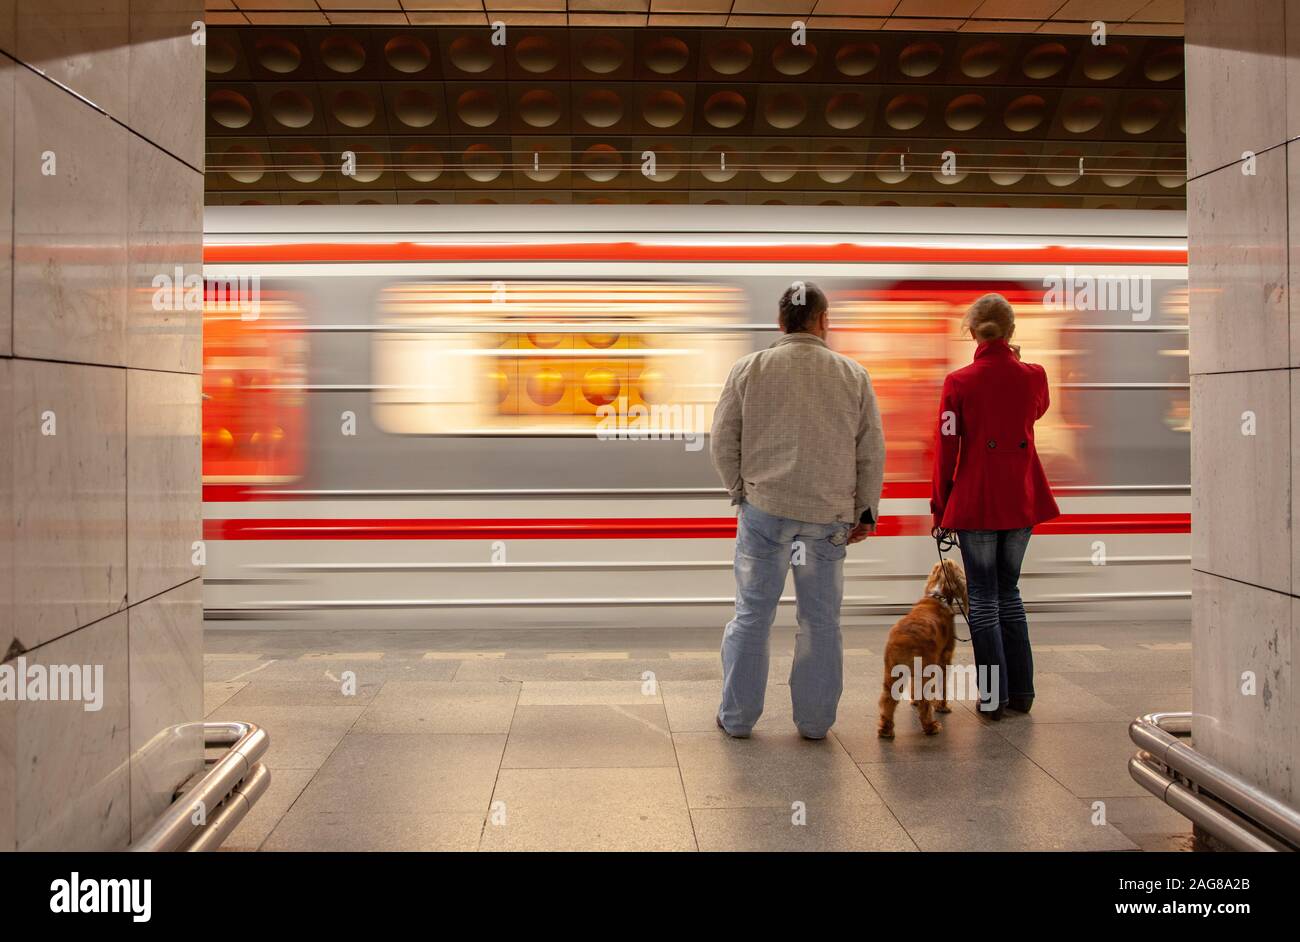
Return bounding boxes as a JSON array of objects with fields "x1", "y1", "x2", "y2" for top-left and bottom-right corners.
[
  {"x1": 719, "y1": 501, "x2": 851, "y2": 738},
  {"x1": 956, "y1": 527, "x2": 1034, "y2": 710}
]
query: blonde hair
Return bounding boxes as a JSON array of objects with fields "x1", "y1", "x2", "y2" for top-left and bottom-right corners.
[{"x1": 962, "y1": 293, "x2": 1015, "y2": 342}]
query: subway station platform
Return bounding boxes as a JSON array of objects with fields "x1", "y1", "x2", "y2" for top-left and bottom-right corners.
[{"x1": 204, "y1": 620, "x2": 1192, "y2": 852}]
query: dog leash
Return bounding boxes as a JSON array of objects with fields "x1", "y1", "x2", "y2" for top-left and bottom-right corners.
[{"x1": 931, "y1": 526, "x2": 972, "y2": 642}]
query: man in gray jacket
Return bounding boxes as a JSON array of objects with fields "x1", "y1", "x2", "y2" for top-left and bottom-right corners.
[{"x1": 710, "y1": 281, "x2": 885, "y2": 739}]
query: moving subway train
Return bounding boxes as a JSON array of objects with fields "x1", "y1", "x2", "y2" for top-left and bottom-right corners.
[{"x1": 201, "y1": 206, "x2": 1190, "y2": 628}]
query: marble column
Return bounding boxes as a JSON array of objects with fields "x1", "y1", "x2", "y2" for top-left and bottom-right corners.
[
  {"x1": 0, "y1": 0, "x2": 205, "y2": 850},
  {"x1": 1185, "y1": 0, "x2": 1300, "y2": 827}
]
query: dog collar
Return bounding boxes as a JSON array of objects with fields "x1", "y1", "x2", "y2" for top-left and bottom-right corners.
[{"x1": 928, "y1": 591, "x2": 956, "y2": 610}]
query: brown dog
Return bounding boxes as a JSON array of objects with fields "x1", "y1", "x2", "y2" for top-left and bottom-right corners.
[{"x1": 877, "y1": 559, "x2": 968, "y2": 739}]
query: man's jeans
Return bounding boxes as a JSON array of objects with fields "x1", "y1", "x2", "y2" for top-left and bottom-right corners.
[
  {"x1": 955, "y1": 527, "x2": 1034, "y2": 710},
  {"x1": 719, "y1": 501, "x2": 851, "y2": 738}
]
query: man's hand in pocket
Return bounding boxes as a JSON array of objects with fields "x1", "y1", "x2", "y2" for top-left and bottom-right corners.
[{"x1": 847, "y1": 522, "x2": 876, "y2": 544}]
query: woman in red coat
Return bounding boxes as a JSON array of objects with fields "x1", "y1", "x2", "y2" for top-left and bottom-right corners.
[{"x1": 930, "y1": 293, "x2": 1059, "y2": 719}]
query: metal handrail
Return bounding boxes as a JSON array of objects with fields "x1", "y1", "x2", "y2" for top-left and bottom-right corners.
[
  {"x1": 1129, "y1": 711, "x2": 1300, "y2": 852},
  {"x1": 131, "y1": 721, "x2": 270, "y2": 852}
]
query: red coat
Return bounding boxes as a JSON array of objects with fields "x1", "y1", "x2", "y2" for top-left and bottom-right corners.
[{"x1": 930, "y1": 338, "x2": 1060, "y2": 531}]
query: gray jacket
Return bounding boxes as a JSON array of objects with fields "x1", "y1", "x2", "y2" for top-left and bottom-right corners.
[{"x1": 709, "y1": 332, "x2": 885, "y2": 526}]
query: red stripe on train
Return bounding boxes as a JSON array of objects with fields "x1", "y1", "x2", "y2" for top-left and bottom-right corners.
[
  {"x1": 201, "y1": 513, "x2": 1189, "y2": 541},
  {"x1": 201, "y1": 481, "x2": 935, "y2": 502},
  {"x1": 202, "y1": 242, "x2": 1188, "y2": 266}
]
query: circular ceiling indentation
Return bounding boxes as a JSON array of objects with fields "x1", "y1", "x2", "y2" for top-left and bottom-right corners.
[
  {"x1": 256, "y1": 37, "x2": 301, "y2": 74},
  {"x1": 700, "y1": 143, "x2": 736, "y2": 183},
  {"x1": 960, "y1": 41, "x2": 1005, "y2": 79},
  {"x1": 1082, "y1": 44, "x2": 1129, "y2": 81},
  {"x1": 703, "y1": 90, "x2": 747, "y2": 129},
  {"x1": 835, "y1": 41, "x2": 878, "y2": 77},
  {"x1": 933, "y1": 147, "x2": 969, "y2": 185},
  {"x1": 708, "y1": 37, "x2": 753, "y2": 75},
  {"x1": 772, "y1": 41, "x2": 816, "y2": 76},
  {"x1": 817, "y1": 144, "x2": 855, "y2": 185},
  {"x1": 1120, "y1": 96, "x2": 1167, "y2": 134},
  {"x1": 643, "y1": 89, "x2": 686, "y2": 128},
  {"x1": 210, "y1": 89, "x2": 253, "y2": 129},
  {"x1": 344, "y1": 144, "x2": 384, "y2": 183},
  {"x1": 523, "y1": 144, "x2": 562, "y2": 183},
  {"x1": 875, "y1": 147, "x2": 910, "y2": 185},
  {"x1": 825, "y1": 91, "x2": 867, "y2": 131},
  {"x1": 1045, "y1": 150, "x2": 1083, "y2": 187},
  {"x1": 384, "y1": 36, "x2": 431, "y2": 74},
  {"x1": 578, "y1": 88, "x2": 623, "y2": 128},
  {"x1": 207, "y1": 37, "x2": 238, "y2": 75},
  {"x1": 764, "y1": 90, "x2": 807, "y2": 130},
  {"x1": 899, "y1": 41, "x2": 943, "y2": 78},
  {"x1": 945, "y1": 93, "x2": 987, "y2": 131},
  {"x1": 284, "y1": 143, "x2": 323, "y2": 184},
  {"x1": 1022, "y1": 42, "x2": 1067, "y2": 80},
  {"x1": 759, "y1": 145, "x2": 797, "y2": 184},
  {"x1": 1004, "y1": 94, "x2": 1046, "y2": 132},
  {"x1": 1101, "y1": 150, "x2": 1138, "y2": 188},
  {"x1": 462, "y1": 143, "x2": 503, "y2": 182},
  {"x1": 449, "y1": 35, "x2": 493, "y2": 74},
  {"x1": 518, "y1": 88, "x2": 561, "y2": 128},
  {"x1": 644, "y1": 36, "x2": 689, "y2": 75},
  {"x1": 456, "y1": 88, "x2": 501, "y2": 128},
  {"x1": 885, "y1": 93, "x2": 927, "y2": 131},
  {"x1": 989, "y1": 148, "x2": 1026, "y2": 186},
  {"x1": 1062, "y1": 95, "x2": 1105, "y2": 133},
  {"x1": 578, "y1": 35, "x2": 625, "y2": 74},
  {"x1": 516, "y1": 35, "x2": 560, "y2": 74},
  {"x1": 643, "y1": 145, "x2": 682, "y2": 183},
  {"x1": 1144, "y1": 43, "x2": 1185, "y2": 82},
  {"x1": 224, "y1": 144, "x2": 264, "y2": 184},
  {"x1": 394, "y1": 87, "x2": 438, "y2": 128},
  {"x1": 268, "y1": 88, "x2": 314, "y2": 129},
  {"x1": 320, "y1": 35, "x2": 366, "y2": 74},
  {"x1": 400, "y1": 143, "x2": 443, "y2": 183},
  {"x1": 331, "y1": 89, "x2": 376, "y2": 128},
  {"x1": 581, "y1": 143, "x2": 621, "y2": 182}
]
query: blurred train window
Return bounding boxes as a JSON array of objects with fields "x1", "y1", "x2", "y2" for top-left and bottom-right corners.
[
  {"x1": 829, "y1": 283, "x2": 1072, "y2": 485},
  {"x1": 202, "y1": 287, "x2": 307, "y2": 483},
  {"x1": 372, "y1": 282, "x2": 749, "y2": 436}
]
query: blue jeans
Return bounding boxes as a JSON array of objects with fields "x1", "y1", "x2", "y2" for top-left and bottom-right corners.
[
  {"x1": 719, "y1": 501, "x2": 851, "y2": 738},
  {"x1": 956, "y1": 527, "x2": 1034, "y2": 710}
]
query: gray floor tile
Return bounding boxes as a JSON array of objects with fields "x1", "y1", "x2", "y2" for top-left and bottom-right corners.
[
  {"x1": 1076, "y1": 795, "x2": 1193, "y2": 852},
  {"x1": 859, "y1": 756, "x2": 1137, "y2": 851},
  {"x1": 660, "y1": 680, "x2": 800, "y2": 734},
  {"x1": 997, "y1": 721, "x2": 1151, "y2": 798},
  {"x1": 951, "y1": 672, "x2": 1133, "y2": 724},
  {"x1": 204, "y1": 681, "x2": 246, "y2": 717},
  {"x1": 1057, "y1": 670, "x2": 1192, "y2": 720},
  {"x1": 453, "y1": 657, "x2": 721, "y2": 683},
  {"x1": 501, "y1": 704, "x2": 677, "y2": 769},
  {"x1": 293, "y1": 732, "x2": 506, "y2": 814},
  {"x1": 207, "y1": 704, "x2": 365, "y2": 771},
  {"x1": 221, "y1": 768, "x2": 315, "y2": 852},
  {"x1": 230, "y1": 657, "x2": 460, "y2": 684},
  {"x1": 673, "y1": 730, "x2": 884, "y2": 810},
  {"x1": 203, "y1": 658, "x2": 269, "y2": 683},
  {"x1": 835, "y1": 701, "x2": 1022, "y2": 764},
  {"x1": 517, "y1": 681, "x2": 661, "y2": 706},
  {"x1": 222, "y1": 678, "x2": 383, "y2": 708},
  {"x1": 479, "y1": 768, "x2": 696, "y2": 852},
  {"x1": 691, "y1": 804, "x2": 917, "y2": 852},
  {"x1": 352, "y1": 681, "x2": 520, "y2": 734},
  {"x1": 262, "y1": 810, "x2": 483, "y2": 852}
]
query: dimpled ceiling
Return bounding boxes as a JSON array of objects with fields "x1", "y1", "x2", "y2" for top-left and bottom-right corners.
[{"x1": 205, "y1": 26, "x2": 1187, "y2": 208}]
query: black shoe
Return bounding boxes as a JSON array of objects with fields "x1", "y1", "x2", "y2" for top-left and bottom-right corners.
[
  {"x1": 976, "y1": 703, "x2": 1005, "y2": 721},
  {"x1": 1007, "y1": 696, "x2": 1033, "y2": 714}
]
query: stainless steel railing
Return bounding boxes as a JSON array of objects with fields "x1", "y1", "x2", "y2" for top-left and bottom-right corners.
[
  {"x1": 1129, "y1": 711, "x2": 1300, "y2": 852},
  {"x1": 131, "y1": 721, "x2": 270, "y2": 852}
]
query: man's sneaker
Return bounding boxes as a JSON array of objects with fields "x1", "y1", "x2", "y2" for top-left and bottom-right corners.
[{"x1": 716, "y1": 714, "x2": 750, "y2": 739}]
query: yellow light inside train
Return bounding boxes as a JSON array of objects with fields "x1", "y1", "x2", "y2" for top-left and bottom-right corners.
[
  {"x1": 637, "y1": 367, "x2": 668, "y2": 403},
  {"x1": 582, "y1": 367, "x2": 621, "y2": 407},
  {"x1": 585, "y1": 333, "x2": 620, "y2": 348},
  {"x1": 526, "y1": 366, "x2": 567, "y2": 406}
]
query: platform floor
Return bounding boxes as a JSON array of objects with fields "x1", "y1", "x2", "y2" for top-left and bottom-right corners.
[{"x1": 204, "y1": 620, "x2": 1194, "y2": 852}]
